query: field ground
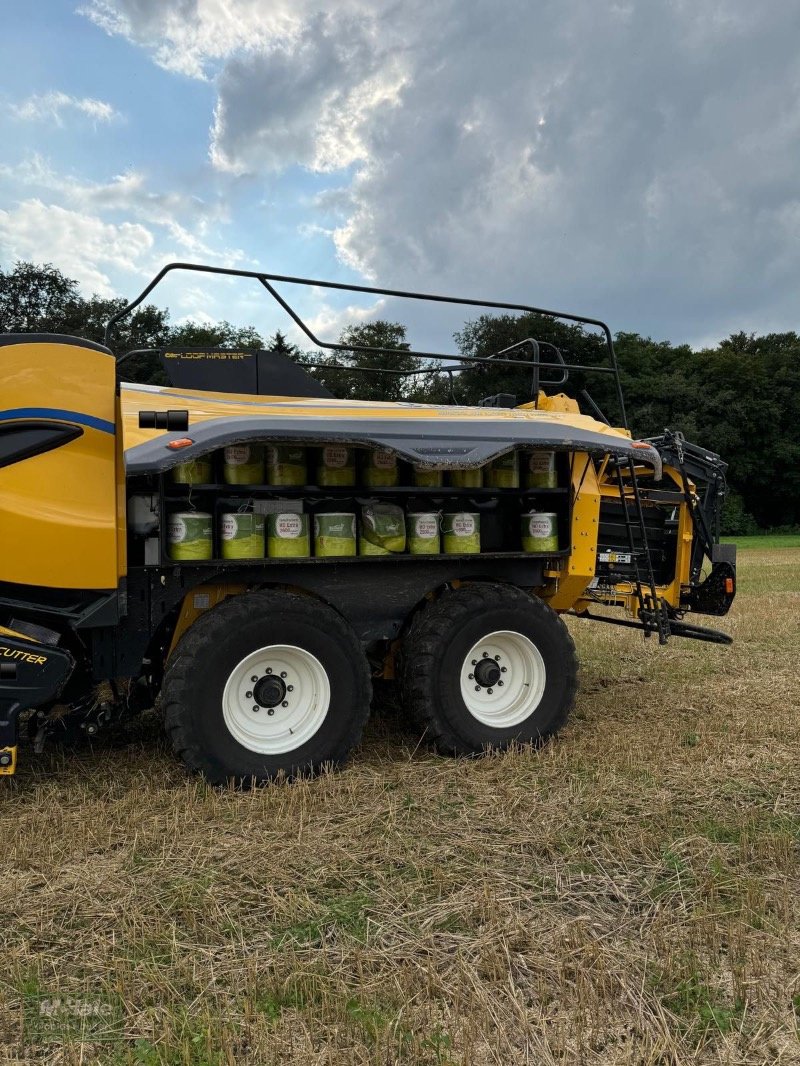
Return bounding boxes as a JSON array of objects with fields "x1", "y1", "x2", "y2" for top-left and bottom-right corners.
[
  {"x1": 1, "y1": 548, "x2": 798, "y2": 1065},
  {"x1": 724, "y1": 534, "x2": 800, "y2": 550}
]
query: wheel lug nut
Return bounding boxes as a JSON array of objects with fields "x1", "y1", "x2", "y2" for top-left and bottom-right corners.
[
  {"x1": 468, "y1": 673, "x2": 474, "y2": 680},
  {"x1": 471, "y1": 660, "x2": 477, "y2": 666},
  {"x1": 280, "y1": 672, "x2": 287, "y2": 679},
  {"x1": 487, "y1": 688, "x2": 494, "y2": 694},
  {"x1": 267, "y1": 709, "x2": 275, "y2": 716},
  {"x1": 482, "y1": 652, "x2": 489, "y2": 658},
  {"x1": 494, "y1": 655, "x2": 501, "y2": 661},
  {"x1": 498, "y1": 680, "x2": 504, "y2": 687},
  {"x1": 501, "y1": 667, "x2": 507, "y2": 673},
  {"x1": 281, "y1": 701, "x2": 289, "y2": 708},
  {"x1": 265, "y1": 667, "x2": 272, "y2": 675},
  {"x1": 246, "y1": 690, "x2": 253, "y2": 698},
  {"x1": 474, "y1": 685, "x2": 480, "y2": 692},
  {"x1": 287, "y1": 685, "x2": 294, "y2": 692},
  {"x1": 251, "y1": 676, "x2": 258, "y2": 683},
  {"x1": 253, "y1": 706, "x2": 260, "y2": 712}
]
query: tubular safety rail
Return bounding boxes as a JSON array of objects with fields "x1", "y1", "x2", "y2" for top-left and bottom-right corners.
[{"x1": 105, "y1": 261, "x2": 629, "y2": 428}]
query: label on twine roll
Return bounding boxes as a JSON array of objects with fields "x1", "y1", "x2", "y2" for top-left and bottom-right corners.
[
  {"x1": 442, "y1": 512, "x2": 480, "y2": 554},
  {"x1": 223, "y1": 445, "x2": 264, "y2": 485},
  {"x1": 266, "y1": 445, "x2": 307, "y2": 486},
  {"x1": 521, "y1": 511, "x2": 559, "y2": 552},
  {"x1": 526, "y1": 451, "x2": 556, "y2": 488},
  {"x1": 267, "y1": 512, "x2": 310, "y2": 557},
  {"x1": 406, "y1": 512, "x2": 440, "y2": 554},
  {"x1": 220, "y1": 513, "x2": 265, "y2": 559},
  {"x1": 167, "y1": 512, "x2": 213, "y2": 561},
  {"x1": 363, "y1": 449, "x2": 399, "y2": 487},
  {"x1": 317, "y1": 447, "x2": 355, "y2": 486},
  {"x1": 487, "y1": 452, "x2": 519, "y2": 489},
  {"x1": 314, "y1": 512, "x2": 357, "y2": 556}
]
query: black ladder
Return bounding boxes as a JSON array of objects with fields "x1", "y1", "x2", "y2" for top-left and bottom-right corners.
[{"x1": 612, "y1": 456, "x2": 671, "y2": 645}]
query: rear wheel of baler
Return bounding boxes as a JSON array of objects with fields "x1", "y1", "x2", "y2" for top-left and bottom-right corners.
[
  {"x1": 401, "y1": 583, "x2": 578, "y2": 755},
  {"x1": 163, "y1": 590, "x2": 371, "y2": 785}
]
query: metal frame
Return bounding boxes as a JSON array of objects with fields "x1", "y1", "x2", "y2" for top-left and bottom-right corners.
[{"x1": 105, "y1": 261, "x2": 629, "y2": 427}]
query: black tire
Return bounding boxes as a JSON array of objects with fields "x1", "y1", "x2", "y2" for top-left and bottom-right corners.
[
  {"x1": 163, "y1": 590, "x2": 371, "y2": 785},
  {"x1": 401, "y1": 583, "x2": 578, "y2": 756}
]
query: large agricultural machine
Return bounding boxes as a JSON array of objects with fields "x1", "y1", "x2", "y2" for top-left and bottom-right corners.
[{"x1": 0, "y1": 264, "x2": 736, "y2": 783}]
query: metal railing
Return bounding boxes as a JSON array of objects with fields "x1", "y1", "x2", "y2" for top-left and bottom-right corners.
[{"x1": 105, "y1": 261, "x2": 629, "y2": 427}]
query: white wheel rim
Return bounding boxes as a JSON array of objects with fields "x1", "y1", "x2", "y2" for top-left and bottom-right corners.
[
  {"x1": 222, "y1": 645, "x2": 330, "y2": 755},
  {"x1": 459, "y1": 630, "x2": 546, "y2": 728}
]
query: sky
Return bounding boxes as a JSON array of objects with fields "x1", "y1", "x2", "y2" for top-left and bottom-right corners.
[{"x1": 1, "y1": 0, "x2": 799, "y2": 352}]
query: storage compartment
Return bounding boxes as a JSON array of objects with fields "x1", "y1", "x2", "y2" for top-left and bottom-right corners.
[{"x1": 126, "y1": 445, "x2": 573, "y2": 568}]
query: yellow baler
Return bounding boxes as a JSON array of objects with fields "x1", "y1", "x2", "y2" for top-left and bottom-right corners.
[{"x1": 0, "y1": 265, "x2": 735, "y2": 783}]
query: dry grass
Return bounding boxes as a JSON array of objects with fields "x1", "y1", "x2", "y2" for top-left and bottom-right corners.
[{"x1": 1, "y1": 549, "x2": 798, "y2": 1064}]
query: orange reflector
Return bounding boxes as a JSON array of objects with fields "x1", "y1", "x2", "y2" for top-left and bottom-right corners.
[
  {"x1": 725, "y1": 577, "x2": 734, "y2": 594},
  {"x1": 632, "y1": 442, "x2": 651, "y2": 449},
  {"x1": 167, "y1": 438, "x2": 194, "y2": 450}
]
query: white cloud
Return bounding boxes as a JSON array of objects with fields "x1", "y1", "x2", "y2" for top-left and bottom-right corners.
[
  {"x1": 11, "y1": 91, "x2": 120, "y2": 126},
  {"x1": 70, "y1": 0, "x2": 800, "y2": 341},
  {"x1": 0, "y1": 200, "x2": 153, "y2": 295},
  {"x1": 0, "y1": 157, "x2": 246, "y2": 266}
]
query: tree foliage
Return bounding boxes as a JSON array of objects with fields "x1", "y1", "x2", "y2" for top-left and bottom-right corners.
[{"x1": 299, "y1": 320, "x2": 419, "y2": 401}]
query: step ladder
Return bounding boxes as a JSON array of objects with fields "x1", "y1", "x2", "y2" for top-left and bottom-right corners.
[{"x1": 612, "y1": 456, "x2": 672, "y2": 645}]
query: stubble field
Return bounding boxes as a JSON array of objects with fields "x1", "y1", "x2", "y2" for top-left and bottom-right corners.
[{"x1": 1, "y1": 546, "x2": 798, "y2": 1064}]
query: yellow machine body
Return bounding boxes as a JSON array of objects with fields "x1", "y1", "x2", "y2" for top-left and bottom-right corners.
[{"x1": 0, "y1": 337, "x2": 118, "y2": 590}]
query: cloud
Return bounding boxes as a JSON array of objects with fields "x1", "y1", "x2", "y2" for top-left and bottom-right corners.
[
  {"x1": 0, "y1": 156, "x2": 245, "y2": 265},
  {"x1": 79, "y1": 0, "x2": 800, "y2": 341},
  {"x1": 11, "y1": 91, "x2": 120, "y2": 126},
  {"x1": 0, "y1": 200, "x2": 153, "y2": 295}
]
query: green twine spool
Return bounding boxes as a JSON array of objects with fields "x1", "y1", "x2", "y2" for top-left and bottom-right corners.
[
  {"x1": 526, "y1": 451, "x2": 557, "y2": 488},
  {"x1": 412, "y1": 466, "x2": 444, "y2": 488},
  {"x1": 172, "y1": 458, "x2": 212, "y2": 485},
  {"x1": 449, "y1": 468, "x2": 483, "y2": 489},
  {"x1": 362, "y1": 448, "x2": 399, "y2": 487},
  {"x1": 167, "y1": 512, "x2": 213, "y2": 561},
  {"x1": 223, "y1": 445, "x2": 264, "y2": 485},
  {"x1": 220, "y1": 512, "x2": 265, "y2": 560},
  {"x1": 521, "y1": 511, "x2": 559, "y2": 552},
  {"x1": 406, "y1": 512, "x2": 440, "y2": 555},
  {"x1": 267, "y1": 513, "x2": 310, "y2": 558},
  {"x1": 442, "y1": 512, "x2": 480, "y2": 554},
  {"x1": 316, "y1": 446, "x2": 355, "y2": 487},
  {"x1": 359, "y1": 535, "x2": 391, "y2": 556},
  {"x1": 314, "y1": 512, "x2": 356, "y2": 557},
  {"x1": 487, "y1": 452, "x2": 519, "y2": 489},
  {"x1": 266, "y1": 445, "x2": 307, "y2": 487},
  {"x1": 361, "y1": 504, "x2": 405, "y2": 552}
]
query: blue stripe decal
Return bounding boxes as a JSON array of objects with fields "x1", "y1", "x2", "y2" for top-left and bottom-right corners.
[{"x1": 0, "y1": 407, "x2": 115, "y2": 435}]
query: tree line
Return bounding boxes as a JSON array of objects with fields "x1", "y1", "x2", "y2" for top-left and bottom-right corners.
[{"x1": 2, "y1": 261, "x2": 797, "y2": 534}]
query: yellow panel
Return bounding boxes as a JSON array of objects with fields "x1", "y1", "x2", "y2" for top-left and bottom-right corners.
[
  {"x1": 544, "y1": 453, "x2": 600, "y2": 611},
  {"x1": 0, "y1": 429, "x2": 118, "y2": 588},
  {"x1": 0, "y1": 747, "x2": 17, "y2": 775},
  {"x1": 1, "y1": 339, "x2": 118, "y2": 590},
  {"x1": 167, "y1": 583, "x2": 247, "y2": 659}
]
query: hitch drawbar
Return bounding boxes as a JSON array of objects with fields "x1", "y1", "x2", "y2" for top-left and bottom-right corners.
[
  {"x1": 0, "y1": 629, "x2": 75, "y2": 775},
  {"x1": 574, "y1": 610, "x2": 732, "y2": 645}
]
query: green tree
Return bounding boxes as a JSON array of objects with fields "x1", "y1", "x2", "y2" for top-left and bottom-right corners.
[
  {"x1": 166, "y1": 320, "x2": 263, "y2": 349},
  {"x1": 0, "y1": 261, "x2": 79, "y2": 332},
  {"x1": 303, "y1": 321, "x2": 419, "y2": 401}
]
